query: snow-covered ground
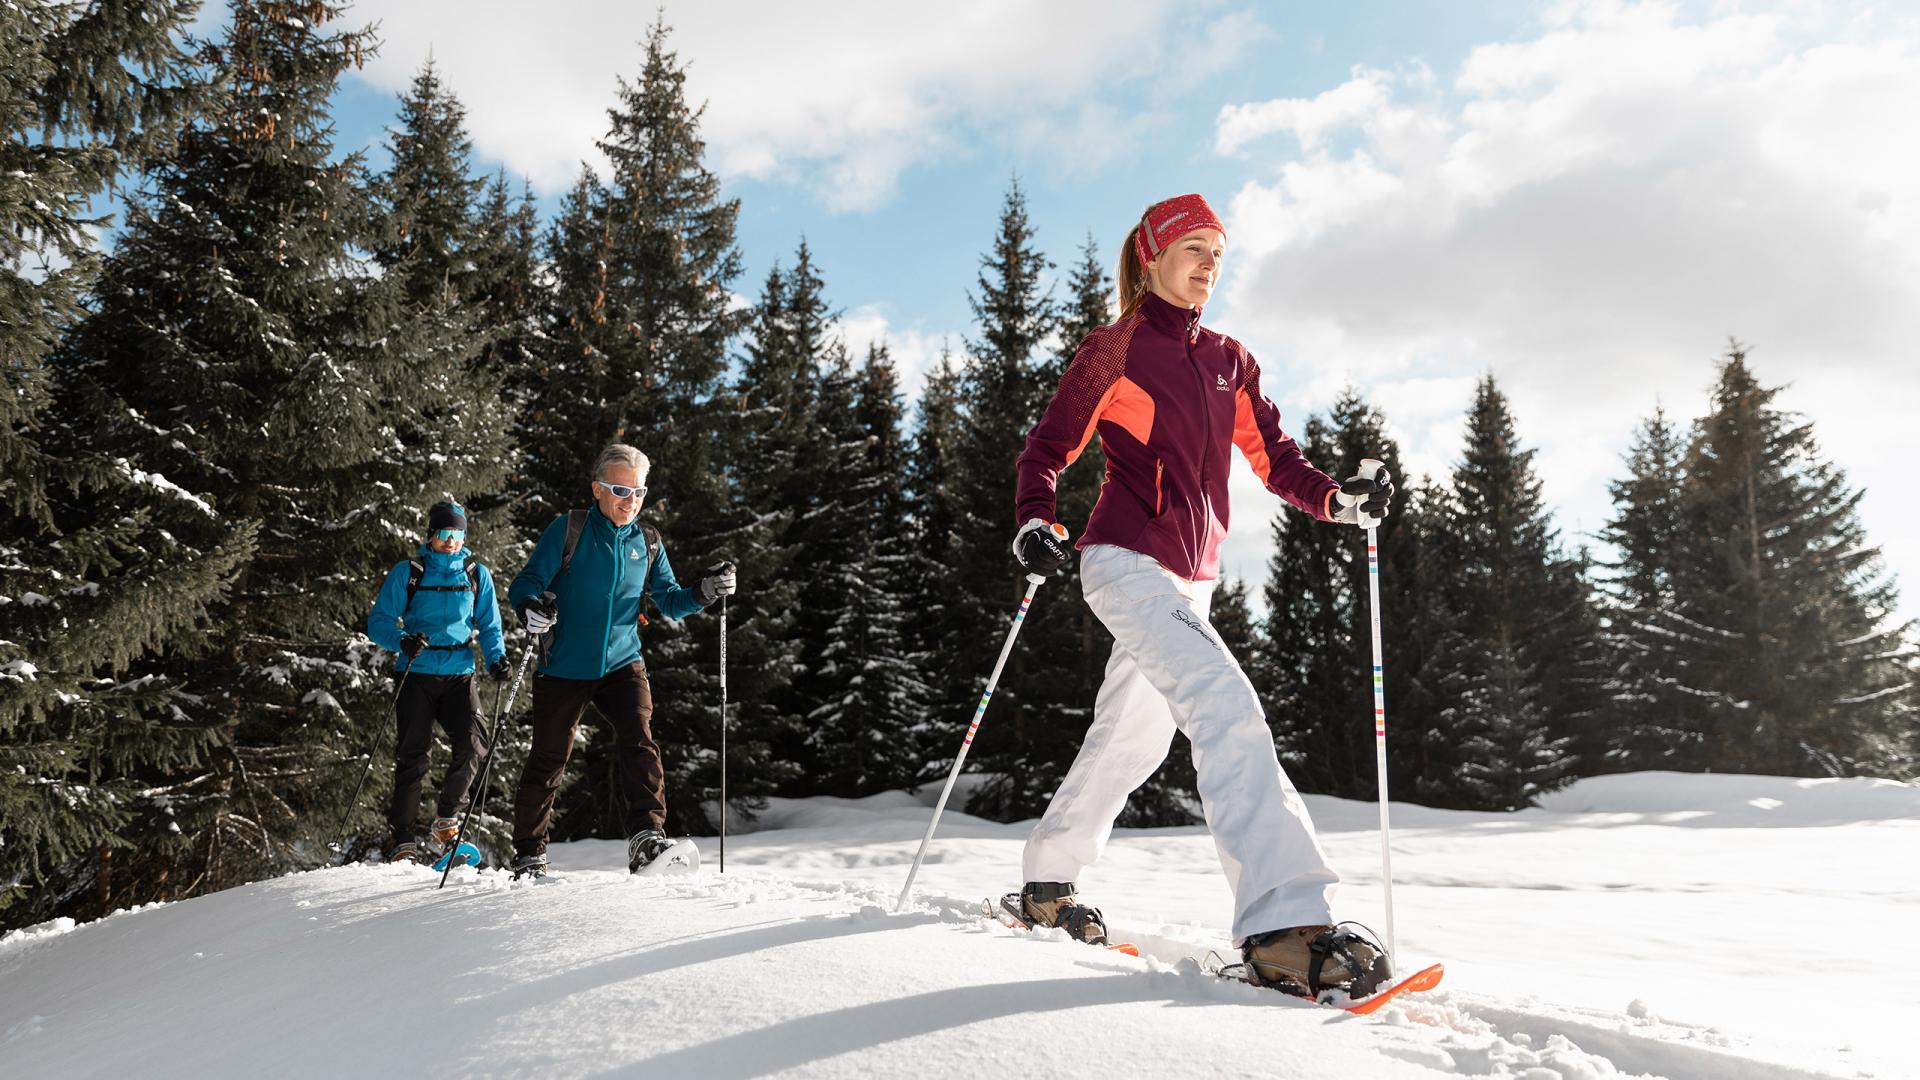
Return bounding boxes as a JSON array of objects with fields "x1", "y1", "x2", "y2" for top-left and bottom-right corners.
[{"x1": 2, "y1": 771, "x2": 1914, "y2": 1078}]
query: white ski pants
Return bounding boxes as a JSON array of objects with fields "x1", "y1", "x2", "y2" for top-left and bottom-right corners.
[{"x1": 1022, "y1": 544, "x2": 1338, "y2": 943}]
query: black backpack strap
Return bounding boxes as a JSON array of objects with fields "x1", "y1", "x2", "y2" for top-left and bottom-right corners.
[
  {"x1": 559, "y1": 509, "x2": 589, "y2": 577},
  {"x1": 402, "y1": 559, "x2": 425, "y2": 619},
  {"x1": 633, "y1": 524, "x2": 661, "y2": 628}
]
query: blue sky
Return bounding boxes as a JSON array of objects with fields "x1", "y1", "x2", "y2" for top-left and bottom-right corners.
[{"x1": 187, "y1": 1, "x2": 1920, "y2": 627}]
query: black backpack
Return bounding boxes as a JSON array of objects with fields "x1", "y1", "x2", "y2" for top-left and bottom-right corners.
[
  {"x1": 402, "y1": 559, "x2": 482, "y2": 647},
  {"x1": 559, "y1": 509, "x2": 661, "y2": 627}
]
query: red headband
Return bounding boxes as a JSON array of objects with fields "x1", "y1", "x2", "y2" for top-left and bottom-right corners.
[{"x1": 1133, "y1": 194, "x2": 1226, "y2": 267}]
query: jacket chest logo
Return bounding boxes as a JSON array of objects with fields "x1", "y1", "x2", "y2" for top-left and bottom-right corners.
[
  {"x1": 1214, "y1": 373, "x2": 1231, "y2": 392},
  {"x1": 629, "y1": 549, "x2": 641, "y2": 560}
]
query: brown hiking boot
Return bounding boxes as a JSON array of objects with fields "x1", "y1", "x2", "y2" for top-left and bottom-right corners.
[
  {"x1": 1242, "y1": 924, "x2": 1391, "y2": 1000},
  {"x1": 429, "y1": 817, "x2": 460, "y2": 847},
  {"x1": 1014, "y1": 881, "x2": 1107, "y2": 945}
]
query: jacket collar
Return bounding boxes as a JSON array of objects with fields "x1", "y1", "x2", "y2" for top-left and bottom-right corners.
[
  {"x1": 417, "y1": 543, "x2": 469, "y2": 573},
  {"x1": 589, "y1": 503, "x2": 638, "y2": 540},
  {"x1": 1139, "y1": 290, "x2": 1204, "y2": 342}
]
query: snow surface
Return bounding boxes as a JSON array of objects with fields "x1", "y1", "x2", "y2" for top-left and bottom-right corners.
[{"x1": 1, "y1": 771, "x2": 1913, "y2": 1079}]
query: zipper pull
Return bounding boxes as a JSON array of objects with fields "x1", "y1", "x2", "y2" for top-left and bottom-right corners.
[{"x1": 1187, "y1": 309, "x2": 1200, "y2": 343}]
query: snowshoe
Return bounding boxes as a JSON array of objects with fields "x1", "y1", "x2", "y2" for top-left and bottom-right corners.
[
  {"x1": 1240, "y1": 922, "x2": 1392, "y2": 1002},
  {"x1": 507, "y1": 852, "x2": 548, "y2": 880},
  {"x1": 1001, "y1": 882, "x2": 1108, "y2": 945},
  {"x1": 628, "y1": 831, "x2": 699, "y2": 876},
  {"x1": 386, "y1": 841, "x2": 424, "y2": 865},
  {"x1": 431, "y1": 841, "x2": 484, "y2": 873}
]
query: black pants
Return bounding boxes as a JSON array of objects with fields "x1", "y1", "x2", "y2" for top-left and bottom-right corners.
[
  {"x1": 512, "y1": 663, "x2": 662, "y2": 856},
  {"x1": 388, "y1": 673, "x2": 487, "y2": 841}
]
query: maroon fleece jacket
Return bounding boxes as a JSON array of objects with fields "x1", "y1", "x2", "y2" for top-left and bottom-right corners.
[{"x1": 1015, "y1": 291, "x2": 1338, "y2": 581}]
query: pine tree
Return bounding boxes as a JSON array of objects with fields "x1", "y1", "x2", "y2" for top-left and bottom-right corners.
[
  {"x1": 1414, "y1": 376, "x2": 1589, "y2": 809},
  {"x1": 1659, "y1": 344, "x2": 1912, "y2": 774},
  {"x1": 0, "y1": 0, "x2": 228, "y2": 928},
  {"x1": 1254, "y1": 391, "x2": 1424, "y2": 800},
  {"x1": 36, "y1": 0, "x2": 514, "y2": 905},
  {"x1": 950, "y1": 180, "x2": 1063, "y2": 819},
  {"x1": 1594, "y1": 407, "x2": 1696, "y2": 770},
  {"x1": 524, "y1": 18, "x2": 770, "y2": 837},
  {"x1": 467, "y1": 171, "x2": 542, "y2": 381},
  {"x1": 804, "y1": 343, "x2": 935, "y2": 794},
  {"x1": 902, "y1": 345, "x2": 967, "y2": 780}
]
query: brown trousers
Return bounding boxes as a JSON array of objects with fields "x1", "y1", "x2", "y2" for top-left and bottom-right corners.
[{"x1": 511, "y1": 662, "x2": 663, "y2": 856}]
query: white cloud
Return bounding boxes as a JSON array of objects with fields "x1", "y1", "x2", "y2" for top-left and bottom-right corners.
[
  {"x1": 1210, "y1": 1, "x2": 1920, "y2": 621},
  {"x1": 350, "y1": 1, "x2": 1260, "y2": 210},
  {"x1": 836, "y1": 305, "x2": 951, "y2": 402},
  {"x1": 1215, "y1": 66, "x2": 1397, "y2": 156}
]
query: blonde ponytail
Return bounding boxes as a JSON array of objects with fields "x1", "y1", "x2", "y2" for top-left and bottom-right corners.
[{"x1": 1116, "y1": 223, "x2": 1150, "y2": 322}]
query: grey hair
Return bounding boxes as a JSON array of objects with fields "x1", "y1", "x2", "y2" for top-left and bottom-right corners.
[{"x1": 590, "y1": 443, "x2": 650, "y2": 483}]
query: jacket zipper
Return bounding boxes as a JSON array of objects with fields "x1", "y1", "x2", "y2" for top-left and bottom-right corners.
[{"x1": 1184, "y1": 308, "x2": 1215, "y2": 573}]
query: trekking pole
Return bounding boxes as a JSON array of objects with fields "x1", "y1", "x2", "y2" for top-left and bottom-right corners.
[
  {"x1": 719, "y1": 594, "x2": 728, "y2": 874},
  {"x1": 437, "y1": 639, "x2": 538, "y2": 889},
  {"x1": 1357, "y1": 457, "x2": 1396, "y2": 961},
  {"x1": 331, "y1": 655, "x2": 415, "y2": 861},
  {"x1": 896, "y1": 572, "x2": 1047, "y2": 911}
]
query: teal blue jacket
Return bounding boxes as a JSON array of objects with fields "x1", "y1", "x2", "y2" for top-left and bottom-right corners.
[
  {"x1": 366, "y1": 545, "x2": 506, "y2": 675},
  {"x1": 507, "y1": 507, "x2": 707, "y2": 680}
]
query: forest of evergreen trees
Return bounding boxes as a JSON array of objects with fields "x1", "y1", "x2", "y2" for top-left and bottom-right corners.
[{"x1": 4, "y1": 1, "x2": 1914, "y2": 932}]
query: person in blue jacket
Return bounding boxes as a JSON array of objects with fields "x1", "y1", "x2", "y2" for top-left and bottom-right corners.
[
  {"x1": 505, "y1": 443, "x2": 736, "y2": 879},
  {"x1": 365, "y1": 501, "x2": 508, "y2": 863}
]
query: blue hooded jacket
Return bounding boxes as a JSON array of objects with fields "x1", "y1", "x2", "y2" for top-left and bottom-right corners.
[
  {"x1": 366, "y1": 545, "x2": 507, "y2": 676},
  {"x1": 507, "y1": 507, "x2": 706, "y2": 680}
]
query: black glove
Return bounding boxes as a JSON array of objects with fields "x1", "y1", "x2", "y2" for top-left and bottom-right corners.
[
  {"x1": 697, "y1": 561, "x2": 737, "y2": 606},
  {"x1": 1331, "y1": 465, "x2": 1395, "y2": 527},
  {"x1": 1013, "y1": 518, "x2": 1072, "y2": 575},
  {"x1": 399, "y1": 633, "x2": 427, "y2": 660},
  {"x1": 521, "y1": 592, "x2": 558, "y2": 635},
  {"x1": 488, "y1": 657, "x2": 510, "y2": 681}
]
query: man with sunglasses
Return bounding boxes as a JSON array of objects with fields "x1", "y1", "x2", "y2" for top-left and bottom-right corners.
[
  {"x1": 505, "y1": 443, "x2": 737, "y2": 879},
  {"x1": 365, "y1": 500, "x2": 509, "y2": 863}
]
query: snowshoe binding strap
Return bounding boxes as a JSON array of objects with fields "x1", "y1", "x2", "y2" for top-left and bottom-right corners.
[
  {"x1": 1308, "y1": 923, "x2": 1392, "y2": 1000},
  {"x1": 1022, "y1": 880, "x2": 1079, "y2": 903},
  {"x1": 1019, "y1": 882, "x2": 1107, "y2": 945}
]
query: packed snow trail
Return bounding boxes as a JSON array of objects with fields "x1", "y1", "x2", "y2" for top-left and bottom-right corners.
[{"x1": 2, "y1": 772, "x2": 1911, "y2": 1078}]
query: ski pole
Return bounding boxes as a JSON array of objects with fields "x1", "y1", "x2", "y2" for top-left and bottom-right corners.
[
  {"x1": 331, "y1": 655, "x2": 415, "y2": 861},
  {"x1": 1357, "y1": 457, "x2": 1396, "y2": 961},
  {"x1": 896, "y1": 572, "x2": 1047, "y2": 912},
  {"x1": 719, "y1": 593, "x2": 728, "y2": 874},
  {"x1": 437, "y1": 640, "x2": 538, "y2": 889}
]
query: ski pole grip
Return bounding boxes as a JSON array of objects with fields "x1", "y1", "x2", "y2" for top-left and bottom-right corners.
[{"x1": 1357, "y1": 458, "x2": 1386, "y2": 531}]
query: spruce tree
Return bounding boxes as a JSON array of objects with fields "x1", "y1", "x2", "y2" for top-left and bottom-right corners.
[
  {"x1": 39, "y1": 0, "x2": 514, "y2": 900},
  {"x1": 951, "y1": 180, "x2": 1063, "y2": 819},
  {"x1": 0, "y1": 0, "x2": 227, "y2": 928},
  {"x1": 1415, "y1": 376, "x2": 1589, "y2": 808},
  {"x1": 902, "y1": 345, "x2": 967, "y2": 781},
  {"x1": 1254, "y1": 391, "x2": 1424, "y2": 800},
  {"x1": 467, "y1": 171, "x2": 542, "y2": 382},
  {"x1": 1660, "y1": 345, "x2": 1912, "y2": 774},
  {"x1": 525, "y1": 18, "x2": 773, "y2": 836},
  {"x1": 1595, "y1": 407, "x2": 1696, "y2": 770},
  {"x1": 804, "y1": 342, "x2": 934, "y2": 794}
]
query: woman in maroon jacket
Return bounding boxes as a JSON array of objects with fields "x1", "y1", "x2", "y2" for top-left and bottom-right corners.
[{"x1": 1006, "y1": 193, "x2": 1395, "y2": 1000}]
